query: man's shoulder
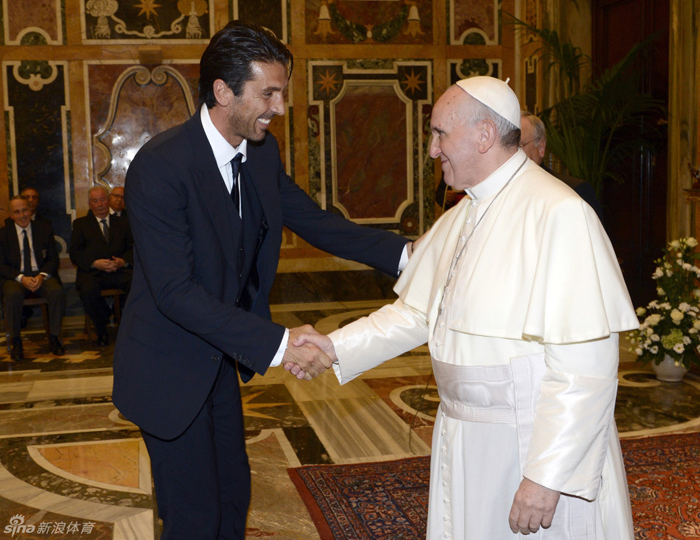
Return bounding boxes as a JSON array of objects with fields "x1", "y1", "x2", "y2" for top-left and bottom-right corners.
[
  {"x1": 136, "y1": 116, "x2": 197, "y2": 160},
  {"x1": 71, "y1": 215, "x2": 93, "y2": 230},
  {"x1": 30, "y1": 219, "x2": 53, "y2": 236},
  {"x1": 0, "y1": 223, "x2": 12, "y2": 240}
]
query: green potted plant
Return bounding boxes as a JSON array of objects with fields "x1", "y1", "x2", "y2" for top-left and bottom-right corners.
[
  {"x1": 509, "y1": 17, "x2": 666, "y2": 197},
  {"x1": 628, "y1": 237, "x2": 700, "y2": 381}
]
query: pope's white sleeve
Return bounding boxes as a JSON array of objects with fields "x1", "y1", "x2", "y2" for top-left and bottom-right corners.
[
  {"x1": 523, "y1": 333, "x2": 620, "y2": 500},
  {"x1": 330, "y1": 298, "x2": 429, "y2": 384}
]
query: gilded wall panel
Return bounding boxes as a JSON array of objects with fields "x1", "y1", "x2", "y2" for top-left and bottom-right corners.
[
  {"x1": 2, "y1": 0, "x2": 63, "y2": 45},
  {"x1": 308, "y1": 59, "x2": 432, "y2": 235},
  {"x1": 87, "y1": 63, "x2": 199, "y2": 187},
  {"x1": 3, "y1": 60, "x2": 72, "y2": 249},
  {"x1": 306, "y1": 0, "x2": 432, "y2": 45},
  {"x1": 81, "y1": 0, "x2": 213, "y2": 42},
  {"x1": 233, "y1": 0, "x2": 289, "y2": 43},
  {"x1": 450, "y1": 0, "x2": 499, "y2": 45}
]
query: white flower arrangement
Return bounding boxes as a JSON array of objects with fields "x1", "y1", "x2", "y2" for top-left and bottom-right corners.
[{"x1": 628, "y1": 237, "x2": 700, "y2": 368}]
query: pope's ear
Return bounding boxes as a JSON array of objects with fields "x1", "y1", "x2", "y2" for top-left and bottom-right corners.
[{"x1": 478, "y1": 120, "x2": 498, "y2": 153}]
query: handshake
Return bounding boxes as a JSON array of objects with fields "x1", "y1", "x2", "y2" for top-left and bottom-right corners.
[{"x1": 281, "y1": 325, "x2": 337, "y2": 381}]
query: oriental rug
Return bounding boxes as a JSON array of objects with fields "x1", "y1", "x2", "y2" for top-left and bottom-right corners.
[{"x1": 289, "y1": 432, "x2": 700, "y2": 540}]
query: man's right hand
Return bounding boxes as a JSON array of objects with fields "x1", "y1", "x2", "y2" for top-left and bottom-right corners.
[{"x1": 282, "y1": 326, "x2": 333, "y2": 381}]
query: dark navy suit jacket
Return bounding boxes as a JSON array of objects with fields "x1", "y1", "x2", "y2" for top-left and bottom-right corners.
[
  {"x1": 0, "y1": 220, "x2": 59, "y2": 281},
  {"x1": 112, "y1": 112, "x2": 407, "y2": 440}
]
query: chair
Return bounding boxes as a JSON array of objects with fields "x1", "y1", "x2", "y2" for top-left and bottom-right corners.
[
  {"x1": 23, "y1": 297, "x2": 51, "y2": 339},
  {"x1": 2, "y1": 297, "x2": 51, "y2": 351},
  {"x1": 84, "y1": 289, "x2": 125, "y2": 344}
]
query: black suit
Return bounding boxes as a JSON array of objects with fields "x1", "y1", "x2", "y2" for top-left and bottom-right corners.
[
  {"x1": 112, "y1": 111, "x2": 408, "y2": 539},
  {"x1": 69, "y1": 213, "x2": 133, "y2": 336},
  {"x1": 0, "y1": 221, "x2": 64, "y2": 338}
]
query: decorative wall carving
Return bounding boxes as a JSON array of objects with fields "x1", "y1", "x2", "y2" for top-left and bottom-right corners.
[
  {"x1": 306, "y1": 0, "x2": 432, "y2": 45},
  {"x1": 81, "y1": 0, "x2": 213, "y2": 42},
  {"x1": 449, "y1": 57, "x2": 502, "y2": 82},
  {"x1": 308, "y1": 60, "x2": 432, "y2": 235},
  {"x1": 88, "y1": 64, "x2": 198, "y2": 188}
]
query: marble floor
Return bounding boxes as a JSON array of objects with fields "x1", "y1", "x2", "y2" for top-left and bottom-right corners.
[{"x1": 0, "y1": 271, "x2": 699, "y2": 539}]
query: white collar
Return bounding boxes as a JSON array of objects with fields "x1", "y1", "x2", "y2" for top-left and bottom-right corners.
[
  {"x1": 13, "y1": 222, "x2": 30, "y2": 235},
  {"x1": 200, "y1": 103, "x2": 247, "y2": 168},
  {"x1": 464, "y1": 149, "x2": 527, "y2": 202}
]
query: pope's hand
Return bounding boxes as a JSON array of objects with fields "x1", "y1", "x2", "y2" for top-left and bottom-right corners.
[
  {"x1": 282, "y1": 325, "x2": 331, "y2": 381},
  {"x1": 292, "y1": 332, "x2": 337, "y2": 363},
  {"x1": 508, "y1": 477, "x2": 561, "y2": 535},
  {"x1": 283, "y1": 330, "x2": 337, "y2": 380}
]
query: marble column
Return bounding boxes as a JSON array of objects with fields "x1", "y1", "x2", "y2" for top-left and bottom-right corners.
[{"x1": 669, "y1": 0, "x2": 700, "y2": 239}]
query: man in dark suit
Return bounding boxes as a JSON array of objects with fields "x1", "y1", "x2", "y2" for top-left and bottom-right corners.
[
  {"x1": 519, "y1": 111, "x2": 605, "y2": 224},
  {"x1": 4, "y1": 187, "x2": 56, "y2": 329},
  {"x1": 0, "y1": 196, "x2": 65, "y2": 360},
  {"x1": 69, "y1": 185, "x2": 133, "y2": 346},
  {"x1": 108, "y1": 185, "x2": 126, "y2": 218},
  {"x1": 112, "y1": 21, "x2": 411, "y2": 540}
]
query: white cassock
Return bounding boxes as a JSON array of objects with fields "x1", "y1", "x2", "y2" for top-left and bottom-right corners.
[{"x1": 329, "y1": 150, "x2": 640, "y2": 539}]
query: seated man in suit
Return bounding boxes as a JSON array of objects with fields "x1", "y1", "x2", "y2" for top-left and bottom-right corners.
[
  {"x1": 0, "y1": 196, "x2": 65, "y2": 360},
  {"x1": 109, "y1": 186, "x2": 126, "y2": 218},
  {"x1": 69, "y1": 185, "x2": 133, "y2": 346},
  {"x1": 5, "y1": 188, "x2": 56, "y2": 328}
]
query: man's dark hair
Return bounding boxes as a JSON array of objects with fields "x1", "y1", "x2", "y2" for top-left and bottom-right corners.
[{"x1": 198, "y1": 21, "x2": 293, "y2": 108}]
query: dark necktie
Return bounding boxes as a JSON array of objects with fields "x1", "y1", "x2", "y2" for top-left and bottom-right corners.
[
  {"x1": 22, "y1": 229, "x2": 32, "y2": 275},
  {"x1": 100, "y1": 218, "x2": 109, "y2": 241},
  {"x1": 230, "y1": 153, "x2": 243, "y2": 211}
]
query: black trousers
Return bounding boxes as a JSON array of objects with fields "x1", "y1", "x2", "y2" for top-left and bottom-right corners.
[
  {"x1": 3, "y1": 277, "x2": 65, "y2": 338},
  {"x1": 141, "y1": 358, "x2": 250, "y2": 540},
  {"x1": 76, "y1": 270, "x2": 131, "y2": 335}
]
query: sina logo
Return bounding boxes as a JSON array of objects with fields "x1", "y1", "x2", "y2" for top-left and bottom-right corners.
[{"x1": 4, "y1": 514, "x2": 35, "y2": 536}]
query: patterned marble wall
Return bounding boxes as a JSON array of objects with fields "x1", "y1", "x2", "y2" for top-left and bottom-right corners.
[
  {"x1": 82, "y1": 0, "x2": 213, "y2": 42},
  {"x1": 2, "y1": 0, "x2": 64, "y2": 45},
  {"x1": 308, "y1": 60, "x2": 431, "y2": 236},
  {"x1": 3, "y1": 60, "x2": 72, "y2": 251},
  {"x1": 0, "y1": 0, "x2": 530, "y2": 271},
  {"x1": 87, "y1": 63, "x2": 199, "y2": 187}
]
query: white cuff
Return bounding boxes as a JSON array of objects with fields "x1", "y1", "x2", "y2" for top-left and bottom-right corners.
[
  {"x1": 269, "y1": 328, "x2": 290, "y2": 367},
  {"x1": 397, "y1": 243, "x2": 410, "y2": 273}
]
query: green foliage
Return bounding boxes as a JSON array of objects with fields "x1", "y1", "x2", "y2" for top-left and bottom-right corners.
[{"x1": 509, "y1": 16, "x2": 666, "y2": 196}]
